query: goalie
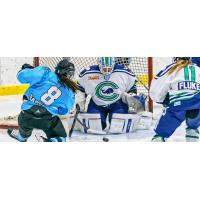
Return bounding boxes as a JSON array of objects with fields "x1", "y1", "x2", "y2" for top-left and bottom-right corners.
[{"x1": 77, "y1": 57, "x2": 152, "y2": 134}]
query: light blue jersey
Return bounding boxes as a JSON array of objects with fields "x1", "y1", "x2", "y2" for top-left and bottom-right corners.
[{"x1": 17, "y1": 66, "x2": 75, "y2": 115}]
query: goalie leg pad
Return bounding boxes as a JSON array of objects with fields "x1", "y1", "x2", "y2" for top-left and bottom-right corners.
[
  {"x1": 109, "y1": 113, "x2": 140, "y2": 134},
  {"x1": 87, "y1": 99, "x2": 108, "y2": 129},
  {"x1": 135, "y1": 111, "x2": 153, "y2": 130},
  {"x1": 79, "y1": 113, "x2": 102, "y2": 133}
]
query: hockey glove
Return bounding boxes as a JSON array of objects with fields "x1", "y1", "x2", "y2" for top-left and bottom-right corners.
[
  {"x1": 121, "y1": 93, "x2": 146, "y2": 112},
  {"x1": 21, "y1": 63, "x2": 34, "y2": 70}
]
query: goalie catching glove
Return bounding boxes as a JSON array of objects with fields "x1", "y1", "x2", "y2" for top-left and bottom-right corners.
[{"x1": 121, "y1": 93, "x2": 146, "y2": 112}]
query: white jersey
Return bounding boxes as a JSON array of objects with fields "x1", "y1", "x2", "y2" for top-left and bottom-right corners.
[
  {"x1": 78, "y1": 65, "x2": 136, "y2": 106},
  {"x1": 150, "y1": 63, "x2": 200, "y2": 105}
]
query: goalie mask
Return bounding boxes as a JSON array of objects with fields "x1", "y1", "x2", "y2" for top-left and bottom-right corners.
[
  {"x1": 55, "y1": 59, "x2": 75, "y2": 79},
  {"x1": 98, "y1": 57, "x2": 115, "y2": 80}
]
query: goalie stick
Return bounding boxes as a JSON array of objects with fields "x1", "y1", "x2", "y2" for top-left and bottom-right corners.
[
  {"x1": 75, "y1": 115, "x2": 124, "y2": 136},
  {"x1": 135, "y1": 75, "x2": 149, "y2": 91},
  {"x1": 69, "y1": 104, "x2": 109, "y2": 136},
  {"x1": 35, "y1": 134, "x2": 48, "y2": 142},
  {"x1": 74, "y1": 115, "x2": 107, "y2": 135},
  {"x1": 69, "y1": 104, "x2": 107, "y2": 136}
]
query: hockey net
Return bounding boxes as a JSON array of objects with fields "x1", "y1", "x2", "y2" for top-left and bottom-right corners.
[
  {"x1": 0, "y1": 57, "x2": 153, "y2": 129},
  {"x1": 34, "y1": 57, "x2": 153, "y2": 111}
]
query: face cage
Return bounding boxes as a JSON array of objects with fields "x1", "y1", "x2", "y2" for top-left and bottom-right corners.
[
  {"x1": 63, "y1": 70, "x2": 75, "y2": 80},
  {"x1": 100, "y1": 66, "x2": 114, "y2": 76}
]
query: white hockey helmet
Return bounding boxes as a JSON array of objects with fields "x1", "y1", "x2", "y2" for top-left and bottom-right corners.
[{"x1": 98, "y1": 57, "x2": 115, "y2": 80}]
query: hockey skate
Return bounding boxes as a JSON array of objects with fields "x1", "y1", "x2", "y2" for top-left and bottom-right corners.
[
  {"x1": 185, "y1": 128, "x2": 199, "y2": 142},
  {"x1": 7, "y1": 128, "x2": 28, "y2": 142},
  {"x1": 151, "y1": 135, "x2": 165, "y2": 142}
]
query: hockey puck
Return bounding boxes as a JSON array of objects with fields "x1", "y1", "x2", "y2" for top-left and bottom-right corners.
[{"x1": 102, "y1": 137, "x2": 109, "y2": 142}]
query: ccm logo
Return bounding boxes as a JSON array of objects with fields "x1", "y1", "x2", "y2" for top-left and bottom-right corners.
[{"x1": 88, "y1": 76, "x2": 99, "y2": 80}]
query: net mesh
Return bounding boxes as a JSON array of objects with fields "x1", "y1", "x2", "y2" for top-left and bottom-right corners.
[{"x1": 35, "y1": 57, "x2": 151, "y2": 96}]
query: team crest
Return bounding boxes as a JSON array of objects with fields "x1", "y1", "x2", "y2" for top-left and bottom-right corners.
[{"x1": 95, "y1": 81, "x2": 119, "y2": 101}]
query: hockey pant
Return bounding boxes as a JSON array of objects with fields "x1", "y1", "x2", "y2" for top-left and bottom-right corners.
[
  {"x1": 87, "y1": 99, "x2": 128, "y2": 129},
  {"x1": 18, "y1": 105, "x2": 67, "y2": 140},
  {"x1": 155, "y1": 108, "x2": 200, "y2": 138}
]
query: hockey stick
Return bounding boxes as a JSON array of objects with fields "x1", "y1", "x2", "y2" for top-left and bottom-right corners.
[
  {"x1": 75, "y1": 115, "x2": 125, "y2": 136},
  {"x1": 69, "y1": 105, "x2": 123, "y2": 137},
  {"x1": 68, "y1": 104, "x2": 108, "y2": 136},
  {"x1": 35, "y1": 134, "x2": 48, "y2": 142},
  {"x1": 69, "y1": 104, "x2": 106, "y2": 136},
  {"x1": 69, "y1": 104, "x2": 81, "y2": 138},
  {"x1": 74, "y1": 114, "x2": 107, "y2": 135},
  {"x1": 135, "y1": 76, "x2": 149, "y2": 91}
]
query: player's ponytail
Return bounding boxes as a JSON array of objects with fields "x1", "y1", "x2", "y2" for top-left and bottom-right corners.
[
  {"x1": 58, "y1": 74, "x2": 78, "y2": 93},
  {"x1": 168, "y1": 59, "x2": 191, "y2": 75},
  {"x1": 55, "y1": 59, "x2": 78, "y2": 93}
]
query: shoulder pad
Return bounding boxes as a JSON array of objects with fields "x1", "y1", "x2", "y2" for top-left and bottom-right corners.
[
  {"x1": 79, "y1": 65, "x2": 100, "y2": 77},
  {"x1": 113, "y1": 64, "x2": 135, "y2": 76},
  {"x1": 155, "y1": 63, "x2": 175, "y2": 78},
  {"x1": 114, "y1": 64, "x2": 126, "y2": 70}
]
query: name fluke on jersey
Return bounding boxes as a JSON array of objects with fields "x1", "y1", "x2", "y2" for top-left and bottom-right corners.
[{"x1": 178, "y1": 81, "x2": 200, "y2": 90}]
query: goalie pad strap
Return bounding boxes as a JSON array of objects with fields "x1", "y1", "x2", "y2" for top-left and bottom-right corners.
[{"x1": 78, "y1": 113, "x2": 102, "y2": 133}]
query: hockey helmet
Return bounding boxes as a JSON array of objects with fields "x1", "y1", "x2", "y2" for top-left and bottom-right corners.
[
  {"x1": 173, "y1": 57, "x2": 191, "y2": 62},
  {"x1": 191, "y1": 57, "x2": 200, "y2": 66},
  {"x1": 98, "y1": 57, "x2": 115, "y2": 80},
  {"x1": 55, "y1": 59, "x2": 75, "y2": 79}
]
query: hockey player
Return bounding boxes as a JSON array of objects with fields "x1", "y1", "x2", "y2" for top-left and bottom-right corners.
[
  {"x1": 7, "y1": 59, "x2": 77, "y2": 142},
  {"x1": 77, "y1": 57, "x2": 147, "y2": 133},
  {"x1": 150, "y1": 57, "x2": 200, "y2": 142}
]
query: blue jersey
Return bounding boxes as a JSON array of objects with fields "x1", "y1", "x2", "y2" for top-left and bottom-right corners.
[{"x1": 17, "y1": 66, "x2": 75, "y2": 115}]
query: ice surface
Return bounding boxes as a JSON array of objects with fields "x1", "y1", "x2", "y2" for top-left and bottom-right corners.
[
  {"x1": 0, "y1": 124, "x2": 187, "y2": 142},
  {"x1": 0, "y1": 95, "x2": 188, "y2": 142}
]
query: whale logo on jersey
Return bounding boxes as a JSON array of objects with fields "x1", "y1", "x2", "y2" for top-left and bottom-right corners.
[
  {"x1": 95, "y1": 81, "x2": 119, "y2": 101},
  {"x1": 102, "y1": 88, "x2": 114, "y2": 94}
]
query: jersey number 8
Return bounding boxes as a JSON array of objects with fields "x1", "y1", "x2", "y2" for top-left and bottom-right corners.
[{"x1": 41, "y1": 86, "x2": 62, "y2": 106}]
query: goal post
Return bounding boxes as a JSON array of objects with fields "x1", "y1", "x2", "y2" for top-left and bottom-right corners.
[{"x1": 148, "y1": 57, "x2": 153, "y2": 112}]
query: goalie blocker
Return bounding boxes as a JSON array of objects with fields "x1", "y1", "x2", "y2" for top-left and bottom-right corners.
[{"x1": 77, "y1": 112, "x2": 152, "y2": 134}]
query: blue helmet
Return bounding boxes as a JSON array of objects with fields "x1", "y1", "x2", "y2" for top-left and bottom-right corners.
[
  {"x1": 191, "y1": 57, "x2": 200, "y2": 66},
  {"x1": 173, "y1": 57, "x2": 200, "y2": 67},
  {"x1": 173, "y1": 57, "x2": 191, "y2": 62},
  {"x1": 98, "y1": 57, "x2": 115, "y2": 80}
]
